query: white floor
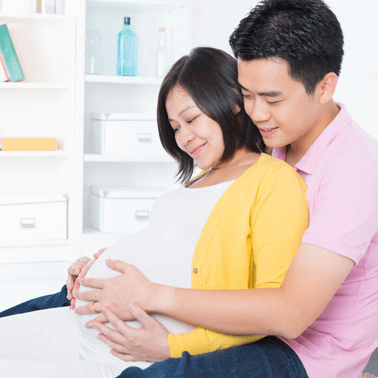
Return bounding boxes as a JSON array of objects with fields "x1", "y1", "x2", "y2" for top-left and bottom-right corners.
[{"x1": 0, "y1": 261, "x2": 71, "y2": 312}]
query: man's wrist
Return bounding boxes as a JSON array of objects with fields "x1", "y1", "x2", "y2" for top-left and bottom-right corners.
[{"x1": 148, "y1": 283, "x2": 175, "y2": 315}]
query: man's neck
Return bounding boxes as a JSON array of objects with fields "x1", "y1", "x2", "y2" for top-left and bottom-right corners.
[{"x1": 285, "y1": 102, "x2": 340, "y2": 167}]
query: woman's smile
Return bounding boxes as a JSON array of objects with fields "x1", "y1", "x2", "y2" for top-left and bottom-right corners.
[{"x1": 189, "y1": 143, "x2": 206, "y2": 157}]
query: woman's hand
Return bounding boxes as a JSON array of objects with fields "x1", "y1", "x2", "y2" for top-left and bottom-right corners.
[
  {"x1": 66, "y1": 248, "x2": 106, "y2": 308},
  {"x1": 87, "y1": 305, "x2": 171, "y2": 362},
  {"x1": 74, "y1": 260, "x2": 157, "y2": 321}
]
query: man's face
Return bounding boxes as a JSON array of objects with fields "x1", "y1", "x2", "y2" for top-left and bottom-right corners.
[{"x1": 238, "y1": 57, "x2": 322, "y2": 151}]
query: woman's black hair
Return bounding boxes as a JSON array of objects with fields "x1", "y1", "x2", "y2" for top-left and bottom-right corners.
[{"x1": 157, "y1": 47, "x2": 265, "y2": 183}]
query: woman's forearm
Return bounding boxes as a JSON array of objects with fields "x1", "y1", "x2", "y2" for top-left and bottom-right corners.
[{"x1": 149, "y1": 284, "x2": 296, "y2": 340}]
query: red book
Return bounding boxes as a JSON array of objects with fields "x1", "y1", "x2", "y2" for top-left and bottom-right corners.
[{"x1": 0, "y1": 53, "x2": 10, "y2": 82}]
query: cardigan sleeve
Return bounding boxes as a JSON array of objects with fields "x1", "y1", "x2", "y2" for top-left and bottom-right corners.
[
  {"x1": 168, "y1": 327, "x2": 265, "y2": 358},
  {"x1": 251, "y1": 165, "x2": 309, "y2": 289}
]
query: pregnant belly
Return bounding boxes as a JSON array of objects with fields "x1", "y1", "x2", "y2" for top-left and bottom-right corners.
[{"x1": 75, "y1": 232, "x2": 196, "y2": 341}]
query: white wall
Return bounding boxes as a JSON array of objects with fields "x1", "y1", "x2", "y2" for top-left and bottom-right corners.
[{"x1": 191, "y1": 0, "x2": 378, "y2": 140}]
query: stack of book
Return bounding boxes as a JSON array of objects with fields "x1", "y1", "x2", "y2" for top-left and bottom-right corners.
[{"x1": 0, "y1": 24, "x2": 25, "y2": 82}]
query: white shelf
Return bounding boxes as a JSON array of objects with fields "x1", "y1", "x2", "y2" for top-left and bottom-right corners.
[
  {"x1": 0, "y1": 151, "x2": 69, "y2": 158},
  {"x1": 83, "y1": 226, "x2": 127, "y2": 239},
  {"x1": 0, "y1": 82, "x2": 70, "y2": 90},
  {"x1": 85, "y1": 74, "x2": 163, "y2": 85},
  {"x1": 87, "y1": 0, "x2": 185, "y2": 11},
  {"x1": 0, "y1": 239, "x2": 70, "y2": 248},
  {"x1": 84, "y1": 153, "x2": 175, "y2": 163},
  {"x1": 0, "y1": 12, "x2": 73, "y2": 24},
  {"x1": 82, "y1": 227, "x2": 127, "y2": 255}
]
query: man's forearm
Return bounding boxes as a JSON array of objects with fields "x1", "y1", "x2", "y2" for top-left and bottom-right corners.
[{"x1": 149, "y1": 284, "x2": 297, "y2": 339}]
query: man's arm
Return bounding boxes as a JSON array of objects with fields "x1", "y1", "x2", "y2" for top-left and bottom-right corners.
[
  {"x1": 80, "y1": 243, "x2": 354, "y2": 340},
  {"x1": 147, "y1": 243, "x2": 354, "y2": 339}
]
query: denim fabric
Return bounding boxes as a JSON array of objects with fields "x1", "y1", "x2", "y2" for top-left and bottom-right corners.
[
  {"x1": 0, "y1": 285, "x2": 70, "y2": 318},
  {"x1": 117, "y1": 336, "x2": 308, "y2": 378}
]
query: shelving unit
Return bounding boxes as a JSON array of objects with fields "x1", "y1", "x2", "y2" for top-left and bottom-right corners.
[
  {"x1": 0, "y1": 151, "x2": 69, "y2": 158},
  {"x1": 87, "y1": 0, "x2": 186, "y2": 12},
  {"x1": 0, "y1": 0, "x2": 192, "y2": 262},
  {"x1": 84, "y1": 153, "x2": 174, "y2": 163},
  {"x1": 0, "y1": 2, "x2": 82, "y2": 263},
  {"x1": 85, "y1": 74, "x2": 163, "y2": 85},
  {"x1": 0, "y1": 83, "x2": 70, "y2": 89},
  {"x1": 0, "y1": 13, "x2": 72, "y2": 23},
  {"x1": 81, "y1": 0, "x2": 192, "y2": 253}
]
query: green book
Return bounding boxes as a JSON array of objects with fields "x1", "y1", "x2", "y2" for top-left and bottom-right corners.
[{"x1": 0, "y1": 24, "x2": 25, "y2": 82}]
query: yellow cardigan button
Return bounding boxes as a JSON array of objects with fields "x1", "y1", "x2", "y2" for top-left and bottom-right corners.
[{"x1": 193, "y1": 267, "x2": 198, "y2": 274}]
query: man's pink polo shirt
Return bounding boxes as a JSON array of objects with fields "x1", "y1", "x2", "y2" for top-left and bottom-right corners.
[{"x1": 273, "y1": 104, "x2": 378, "y2": 378}]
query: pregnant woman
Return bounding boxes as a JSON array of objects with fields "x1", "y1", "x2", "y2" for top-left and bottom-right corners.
[{"x1": 0, "y1": 47, "x2": 308, "y2": 377}]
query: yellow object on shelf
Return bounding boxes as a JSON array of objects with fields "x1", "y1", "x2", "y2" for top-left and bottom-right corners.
[
  {"x1": 0, "y1": 138, "x2": 58, "y2": 151},
  {"x1": 36, "y1": 0, "x2": 42, "y2": 13}
]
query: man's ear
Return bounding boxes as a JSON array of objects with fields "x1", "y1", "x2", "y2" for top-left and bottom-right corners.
[{"x1": 317, "y1": 72, "x2": 338, "y2": 104}]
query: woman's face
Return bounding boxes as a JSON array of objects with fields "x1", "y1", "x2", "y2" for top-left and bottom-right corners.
[{"x1": 166, "y1": 85, "x2": 225, "y2": 171}]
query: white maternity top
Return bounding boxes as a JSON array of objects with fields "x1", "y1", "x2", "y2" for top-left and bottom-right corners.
[{"x1": 75, "y1": 180, "x2": 235, "y2": 375}]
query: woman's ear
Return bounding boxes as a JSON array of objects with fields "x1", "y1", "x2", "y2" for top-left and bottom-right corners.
[
  {"x1": 234, "y1": 104, "x2": 241, "y2": 114},
  {"x1": 317, "y1": 72, "x2": 338, "y2": 104}
]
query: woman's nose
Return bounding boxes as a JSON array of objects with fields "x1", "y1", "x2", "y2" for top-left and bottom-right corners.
[{"x1": 179, "y1": 127, "x2": 195, "y2": 146}]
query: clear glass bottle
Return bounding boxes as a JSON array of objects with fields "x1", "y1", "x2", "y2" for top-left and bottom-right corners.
[
  {"x1": 156, "y1": 27, "x2": 168, "y2": 78},
  {"x1": 86, "y1": 31, "x2": 103, "y2": 75},
  {"x1": 116, "y1": 17, "x2": 137, "y2": 77}
]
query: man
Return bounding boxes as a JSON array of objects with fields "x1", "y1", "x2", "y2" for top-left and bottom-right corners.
[{"x1": 2, "y1": 1, "x2": 377, "y2": 377}]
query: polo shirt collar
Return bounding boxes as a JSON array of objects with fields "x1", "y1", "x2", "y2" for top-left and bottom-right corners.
[{"x1": 273, "y1": 104, "x2": 353, "y2": 175}]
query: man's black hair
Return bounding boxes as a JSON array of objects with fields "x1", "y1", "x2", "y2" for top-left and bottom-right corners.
[{"x1": 229, "y1": 0, "x2": 344, "y2": 94}]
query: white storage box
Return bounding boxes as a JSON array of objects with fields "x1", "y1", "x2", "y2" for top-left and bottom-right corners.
[
  {"x1": 0, "y1": 195, "x2": 68, "y2": 243},
  {"x1": 91, "y1": 113, "x2": 166, "y2": 156},
  {"x1": 89, "y1": 186, "x2": 164, "y2": 233}
]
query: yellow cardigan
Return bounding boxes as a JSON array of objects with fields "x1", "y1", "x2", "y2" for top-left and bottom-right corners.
[{"x1": 168, "y1": 153, "x2": 309, "y2": 357}]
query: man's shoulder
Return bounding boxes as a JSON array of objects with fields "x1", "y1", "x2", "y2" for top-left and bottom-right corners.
[{"x1": 323, "y1": 120, "x2": 378, "y2": 173}]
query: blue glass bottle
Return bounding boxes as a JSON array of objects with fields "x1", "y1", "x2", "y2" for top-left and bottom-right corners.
[{"x1": 116, "y1": 17, "x2": 137, "y2": 76}]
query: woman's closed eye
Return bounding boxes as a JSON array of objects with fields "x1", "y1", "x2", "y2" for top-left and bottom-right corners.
[{"x1": 186, "y1": 114, "x2": 200, "y2": 124}]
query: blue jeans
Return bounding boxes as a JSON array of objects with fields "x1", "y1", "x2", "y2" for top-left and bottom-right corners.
[
  {"x1": 117, "y1": 336, "x2": 308, "y2": 378},
  {"x1": 0, "y1": 285, "x2": 70, "y2": 318},
  {"x1": 0, "y1": 289, "x2": 308, "y2": 377}
]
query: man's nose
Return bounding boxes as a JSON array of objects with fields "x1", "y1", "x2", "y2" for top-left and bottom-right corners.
[{"x1": 249, "y1": 98, "x2": 271, "y2": 124}]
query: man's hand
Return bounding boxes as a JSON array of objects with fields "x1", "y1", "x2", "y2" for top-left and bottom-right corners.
[
  {"x1": 87, "y1": 304, "x2": 170, "y2": 362},
  {"x1": 66, "y1": 249, "x2": 106, "y2": 309},
  {"x1": 74, "y1": 260, "x2": 155, "y2": 321}
]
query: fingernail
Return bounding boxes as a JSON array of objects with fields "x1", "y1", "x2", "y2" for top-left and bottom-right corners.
[
  {"x1": 72, "y1": 292, "x2": 76, "y2": 298},
  {"x1": 129, "y1": 303, "x2": 137, "y2": 311}
]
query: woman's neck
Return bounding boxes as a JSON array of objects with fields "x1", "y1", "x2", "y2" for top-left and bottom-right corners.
[{"x1": 189, "y1": 149, "x2": 261, "y2": 188}]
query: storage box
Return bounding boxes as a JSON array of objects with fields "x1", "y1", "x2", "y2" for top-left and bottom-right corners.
[
  {"x1": 90, "y1": 113, "x2": 166, "y2": 156},
  {"x1": 0, "y1": 195, "x2": 68, "y2": 243},
  {"x1": 89, "y1": 186, "x2": 163, "y2": 233}
]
